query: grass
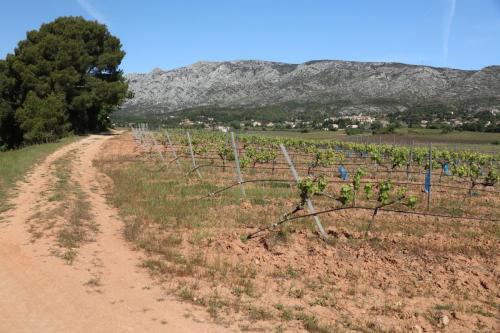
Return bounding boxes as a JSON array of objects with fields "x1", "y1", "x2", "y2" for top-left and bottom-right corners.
[
  {"x1": 99, "y1": 158, "x2": 292, "y2": 232},
  {"x1": 0, "y1": 136, "x2": 80, "y2": 212}
]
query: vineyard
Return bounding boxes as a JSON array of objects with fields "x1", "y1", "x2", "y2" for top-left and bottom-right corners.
[
  {"x1": 97, "y1": 126, "x2": 499, "y2": 332},
  {"x1": 132, "y1": 125, "x2": 499, "y2": 236}
]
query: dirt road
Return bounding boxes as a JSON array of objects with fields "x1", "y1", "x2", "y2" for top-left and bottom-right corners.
[{"x1": 0, "y1": 134, "x2": 230, "y2": 333}]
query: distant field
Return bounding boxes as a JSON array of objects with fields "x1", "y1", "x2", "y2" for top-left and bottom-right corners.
[
  {"x1": 244, "y1": 129, "x2": 348, "y2": 140},
  {"x1": 244, "y1": 128, "x2": 500, "y2": 153},
  {"x1": 0, "y1": 136, "x2": 80, "y2": 212}
]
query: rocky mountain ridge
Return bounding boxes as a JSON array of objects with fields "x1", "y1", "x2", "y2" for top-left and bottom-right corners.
[{"x1": 122, "y1": 60, "x2": 500, "y2": 116}]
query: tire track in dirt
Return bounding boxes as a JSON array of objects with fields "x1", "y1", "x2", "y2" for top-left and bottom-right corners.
[{"x1": 0, "y1": 134, "x2": 231, "y2": 333}]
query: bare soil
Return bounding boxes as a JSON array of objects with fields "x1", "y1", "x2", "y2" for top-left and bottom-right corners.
[{"x1": 0, "y1": 133, "x2": 231, "y2": 333}]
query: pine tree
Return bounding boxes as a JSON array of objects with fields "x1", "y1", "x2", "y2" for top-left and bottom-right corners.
[{"x1": 1, "y1": 16, "x2": 129, "y2": 147}]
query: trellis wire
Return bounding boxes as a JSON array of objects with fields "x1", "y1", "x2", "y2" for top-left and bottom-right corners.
[{"x1": 246, "y1": 205, "x2": 500, "y2": 239}]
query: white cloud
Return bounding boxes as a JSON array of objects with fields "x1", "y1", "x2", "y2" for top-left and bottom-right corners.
[
  {"x1": 76, "y1": 0, "x2": 108, "y2": 25},
  {"x1": 443, "y1": 0, "x2": 456, "y2": 65}
]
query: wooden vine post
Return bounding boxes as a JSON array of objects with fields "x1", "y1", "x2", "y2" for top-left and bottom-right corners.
[{"x1": 279, "y1": 144, "x2": 328, "y2": 240}]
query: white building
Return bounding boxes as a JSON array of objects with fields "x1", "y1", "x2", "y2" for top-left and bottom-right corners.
[
  {"x1": 216, "y1": 126, "x2": 229, "y2": 133},
  {"x1": 179, "y1": 119, "x2": 194, "y2": 126}
]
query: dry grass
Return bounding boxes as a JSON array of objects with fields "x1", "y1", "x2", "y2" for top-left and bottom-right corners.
[{"x1": 28, "y1": 150, "x2": 97, "y2": 264}]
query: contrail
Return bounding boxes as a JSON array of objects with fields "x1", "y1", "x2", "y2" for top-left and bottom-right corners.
[
  {"x1": 443, "y1": 0, "x2": 456, "y2": 65},
  {"x1": 76, "y1": 0, "x2": 108, "y2": 25}
]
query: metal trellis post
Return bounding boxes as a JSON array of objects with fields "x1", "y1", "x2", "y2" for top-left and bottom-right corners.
[
  {"x1": 186, "y1": 132, "x2": 202, "y2": 178},
  {"x1": 230, "y1": 132, "x2": 246, "y2": 198},
  {"x1": 427, "y1": 142, "x2": 432, "y2": 211},
  {"x1": 164, "y1": 129, "x2": 182, "y2": 170},
  {"x1": 406, "y1": 140, "x2": 414, "y2": 183},
  {"x1": 279, "y1": 144, "x2": 328, "y2": 240}
]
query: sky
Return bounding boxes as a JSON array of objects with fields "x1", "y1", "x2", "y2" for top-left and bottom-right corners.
[{"x1": 0, "y1": 0, "x2": 499, "y2": 73}]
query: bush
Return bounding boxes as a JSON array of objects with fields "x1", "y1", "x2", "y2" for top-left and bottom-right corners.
[{"x1": 346, "y1": 128, "x2": 365, "y2": 135}]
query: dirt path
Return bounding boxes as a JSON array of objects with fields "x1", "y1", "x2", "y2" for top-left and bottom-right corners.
[{"x1": 0, "y1": 134, "x2": 231, "y2": 333}]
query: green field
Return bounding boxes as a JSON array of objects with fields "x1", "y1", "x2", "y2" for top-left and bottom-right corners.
[
  {"x1": 244, "y1": 128, "x2": 500, "y2": 153},
  {"x1": 0, "y1": 136, "x2": 80, "y2": 212}
]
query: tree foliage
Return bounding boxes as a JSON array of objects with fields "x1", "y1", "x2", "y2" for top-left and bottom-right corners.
[
  {"x1": 0, "y1": 16, "x2": 129, "y2": 148},
  {"x1": 16, "y1": 91, "x2": 70, "y2": 144}
]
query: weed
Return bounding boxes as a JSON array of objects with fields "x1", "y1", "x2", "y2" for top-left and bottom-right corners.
[
  {"x1": 310, "y1": 294, "x2": 336, "y2": 308},
  {"x1": 434, "y1": 303, "x2": 455, "y2": 311},
  {"x1": 232, "y1": 278, "x2": 258, "y2": 298},
  {"x1": 467, "y1": 305, "x2": 495, "y2": 317},
  {"x1": 288, "y1": 287, "x2": 305, "y2": 299},
  {"x1": 142, "y1": 259, "x2": 170, "y2": 275},
  {"x1": 179, "y1": 286, "x2": 196, "y2": 302},
  {"x1": 424, "y1": 310, "x2": 442, "y2": 327},
  {"x1": 207, "y1": 292, "x2": 227, "y2": 319},
  {"x1": 60, "y1": 249, "x2": 77, "y2": 264},
  {"x1": 285, "y1": 265, "x2": 298, "y2": 278},
  {"x1": 247, "y1": 306, "x2": 273, "y2": 321},
  {"x1": 295, "y1": 312, "x2": 332, "y2": 333},
  {"x1": 84, "y1": 277, "x2": 101, "y2": 287}
]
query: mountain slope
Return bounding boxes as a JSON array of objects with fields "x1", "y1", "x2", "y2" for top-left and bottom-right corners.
[{"x1": 122, "y1": 60, "x2": 500, "y2": 116}]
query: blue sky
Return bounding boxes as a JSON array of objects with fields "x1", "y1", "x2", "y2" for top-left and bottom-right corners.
[{"x1": 1, "y1": 0, "x2": 499, "y2": 73}]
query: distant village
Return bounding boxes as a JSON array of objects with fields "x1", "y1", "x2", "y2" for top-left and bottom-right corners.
[
  {"x1": 177, "y1": 114, "x2": 378, "y2": 132},
  {"x1": 171, "y1": 108, "x2": 500, "y2": 133}
]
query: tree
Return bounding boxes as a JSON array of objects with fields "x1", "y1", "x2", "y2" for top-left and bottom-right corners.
[
  {"x1": 16, "y1": 92, "x2": 69, "y2": 144},
  {"x1": 1, "y1": 16, "x2": 129, "y2": 147},
  {"x1": 370, "y1": 120, "x2": 383, "y2": 131},
  {"x1": 0, "y1": 60, "x2": 21, "y2": 149},
  {"x1": 0, "y1": 98, "x2": 20, "y2": 150},
  {"x1": 230, "y1": 120, "x2": 241, "y2": 129}
]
